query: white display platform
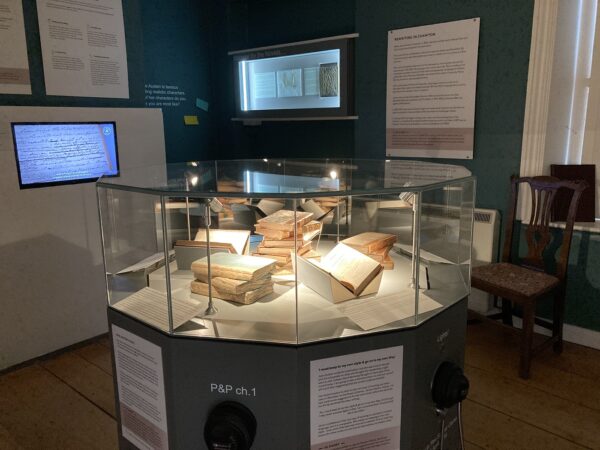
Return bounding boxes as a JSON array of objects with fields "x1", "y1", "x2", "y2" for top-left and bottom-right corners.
[{"x1": 141, "y1": 240, "x2": 467, "y2": 343}]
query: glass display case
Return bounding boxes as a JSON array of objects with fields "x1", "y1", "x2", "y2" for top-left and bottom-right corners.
[{"x1": 97, "y1": 159, "x2": 475, "y2": 345}]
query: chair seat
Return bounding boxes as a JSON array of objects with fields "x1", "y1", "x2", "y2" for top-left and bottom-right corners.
[{"x1": 472, "y1": 262, "x2": 560, "y2": 302}]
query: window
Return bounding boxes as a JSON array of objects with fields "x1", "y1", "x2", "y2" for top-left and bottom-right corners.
[{"x1": 521, "y1": 0, "x2": 600, "y2": 223}]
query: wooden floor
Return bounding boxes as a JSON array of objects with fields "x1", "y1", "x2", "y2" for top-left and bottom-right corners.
[{"x1": 0, "y1": 322, "x2": 599, "y2": 449}]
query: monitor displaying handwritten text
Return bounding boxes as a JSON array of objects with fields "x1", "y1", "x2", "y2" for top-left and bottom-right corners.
[{"x1": 11, "y1": 122, "x2": 119, "y2": 188}]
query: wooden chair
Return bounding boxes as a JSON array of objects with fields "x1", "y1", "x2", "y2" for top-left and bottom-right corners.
[{"x1": 471, "y1": 175, "x2": 588, "y2": 379}]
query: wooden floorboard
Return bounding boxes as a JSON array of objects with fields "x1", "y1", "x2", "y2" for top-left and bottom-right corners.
[
  {"x1": 462, "y1": 399, "x2": 587, "y2": 450},
  {"x1": 0, "y1": 423, "x2": 23, "y2": 450},
  {"x1": 40, "y1": 350, "x2": 116, "y2": 418},
  {"x1": 0, "y1": 365, "x2": 118, "y2": 450},
  {"x1": 466, "y1": 365, "x2": 600, "y2": 448},
  {"x1": 466, "y1": 322, "x2": 600, "y2": 412},
  {"x1": 0, "y1": 323, "x2": 599, "y2": 449},
  {"x1": 463, "y1": 440, "x2": 485, "y2": 450},
  {"x1": 73, "y1": 342, "x2": 113, "y2": 376},
  {"x1": 467, "y1": 321, "x2": 600, "y2": 380}
]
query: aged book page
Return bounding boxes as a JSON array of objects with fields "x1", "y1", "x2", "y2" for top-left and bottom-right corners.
[
  {"x1": 303, "y1": 220, "x2": 322, "y2": 235},
  {"x1": 191, "y1": 280, "x2": 274, "y2": 304},
  {"x1": 337, "y1": 291, "x2": 442, "y2": 330},
  {"x1": 261, "y1": 237, "x2": 303, "y2": 248},
  {"x1": 309, "y1": 243, "x2": 383, "y2": 295},
  {"x1": 301, "y1": 199, "x2": 329, "y2": 219},
  {"x1": 256, "y1": 241, "x2": 311, "y2": 256},
  {"x1": 252, "y1": 252, "x2": 290, "y2": 265},
  {"x1": 256, "y1": 199, "x2": 285, "y2": 216},
  {"x1": 341, "y1": 232, "x2": 397, "y2": 253},
  {"x1": 194, "y1": 274, "x2": 272, "y2": 294},
  {"x1": 257, "y1": 210, "x2": 313, "y2": 231},
  {"x1": 254, "y1": 227, "x2": 294, "y2": 240},
  {"x1": 193, "y1": 229, "x2": 250, "y2": 255},
  {"x1": 256, "y1": 220, "x2": 321, "y2": 241},
  {"x1": 382, "y1": 254, "x2": 395, "y2": 270},
  {"x1": 192, "y1": 253, "x2": 277, "y2": 281},
  {"x1": 112, "y1": 287, "x2": 203, "y2": 331}
]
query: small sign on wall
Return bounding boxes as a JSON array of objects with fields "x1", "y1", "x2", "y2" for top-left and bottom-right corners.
[{"x1": 386, "y1": 18, "x2": 480, "y2": 159}]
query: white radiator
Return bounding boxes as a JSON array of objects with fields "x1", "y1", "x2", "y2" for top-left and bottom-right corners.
[{"x1": 469, "y1": 208, "x2": 500, "y2": 313}]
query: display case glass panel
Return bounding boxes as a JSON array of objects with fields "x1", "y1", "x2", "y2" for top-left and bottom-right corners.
[{"x1": 97, "y1": 159, "x2": 475, "y2": 344}]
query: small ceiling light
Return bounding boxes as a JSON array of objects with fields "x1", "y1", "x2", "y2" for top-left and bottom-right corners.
[
  {"x1": 330, "y1": 170, "x2": 338, "y2": 180},
  {"x1": 190, "y1": 176, "x2": 199, "y2": 186}
]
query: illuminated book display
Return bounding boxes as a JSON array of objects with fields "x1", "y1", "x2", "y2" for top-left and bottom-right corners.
[
  {"x1": 97, "y1": 158, "x2": 475, "y2": 341},
  {"x1": 230, "y1": 34, "x2": 357, "y2": 119},
  {"x1": 98, "y1": 159, "x2": 475, "y2": 449}
]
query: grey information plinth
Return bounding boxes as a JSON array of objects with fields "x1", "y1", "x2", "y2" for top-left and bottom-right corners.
[{"x1": 108, "y1": 298, "x2": 466, "y2": 450}]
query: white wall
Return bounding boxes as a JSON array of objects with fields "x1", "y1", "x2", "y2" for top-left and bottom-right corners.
[{"x1": 0, "y1": 107, "x2": 166, "y2": 370}]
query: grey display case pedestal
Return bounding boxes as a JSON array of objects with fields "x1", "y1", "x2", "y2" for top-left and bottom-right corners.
[{"x1": 108, "y1": 298, "x2": 467, "y2": 450}]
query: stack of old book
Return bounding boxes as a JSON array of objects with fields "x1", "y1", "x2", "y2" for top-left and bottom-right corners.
[
  {"x1": 252, "y1": 209, "x2": 322, "y2": 270},
  {"x1": 341, "y1": 232, "x2": 397, "y2": 270},
  {"x1": 190, "y1": 253, "x2": 277, "y2": 304}
]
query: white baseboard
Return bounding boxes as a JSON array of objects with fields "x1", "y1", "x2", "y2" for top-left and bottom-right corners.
[{"x1": 511, "y1": 316, "x2": 600, "y2": 351}]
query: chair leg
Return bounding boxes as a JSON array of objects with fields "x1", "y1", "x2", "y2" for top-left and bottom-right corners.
[
  {"x1": 519, "y1": 302, "x2": 535, "y2": 379},
  {"x1": 501, "y1": 298, "x2": 513, "y2": 326},
  {"x1": 553, "y1": 289, "x2": 566, "y2": 354}
]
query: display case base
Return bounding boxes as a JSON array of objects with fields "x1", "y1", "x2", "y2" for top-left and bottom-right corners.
[{"x1": 108, "y1": 298, "x2": 467, "y2": 450}]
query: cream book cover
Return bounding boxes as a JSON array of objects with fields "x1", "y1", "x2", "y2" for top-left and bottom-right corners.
[
  {"x1": 341, "y1": 232, "x2": 397, "y2": 253},
  {"x1": 191, "y1": 280, "x2": 273, "y2": 304},
  {"x1": 257, "y1": 209, "x2": 313, "y2": 231},
  {"x1": 194, "y1": 273, "x2": 272, "y2": 294},
  {"x1": 191, "y1": 253, "x2": 277, "y2": 281},
  {"x1": 193, "y1": 229, "x2": 250, "y2": 255}
]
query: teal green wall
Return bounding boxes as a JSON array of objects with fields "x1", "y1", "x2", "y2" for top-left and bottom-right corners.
[
  {"x1": 518, "y1": 226, "x2": 600, "y2": 333},
  {"x1": 2, "y1": 1, "x2": 598, "y2": 333},
  {"x1": 354, "y1": 0, "x2": 534, "y2": 218},
  {"x1": 213, "y1": 0, "x2": 357, "y2": 160},
  {"x1": 0, "y1": 0, "x2": 219, "y2": 162},
  {"x1": 222, "y1": 1, "x2": 600, "y2": 334},
  {"x1": 563, "y1": 232, "x2": 600, "y2": 331}
]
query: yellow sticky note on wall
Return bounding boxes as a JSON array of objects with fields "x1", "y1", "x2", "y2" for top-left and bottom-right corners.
[{"x1": 184, "y1": 115, "x2": 199, "y2": 125}]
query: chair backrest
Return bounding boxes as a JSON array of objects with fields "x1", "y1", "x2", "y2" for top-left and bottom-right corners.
[{"x1": 501, "y1": 175, "x2": 588, "y2": 281}]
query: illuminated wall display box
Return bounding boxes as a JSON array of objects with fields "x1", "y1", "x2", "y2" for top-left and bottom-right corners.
[
  {"x1": 229, "y1": 35, "x2": 357, "y2": 120},
  {"x1": 98, "y1": 159, "x2": 474, "y2": 449}
]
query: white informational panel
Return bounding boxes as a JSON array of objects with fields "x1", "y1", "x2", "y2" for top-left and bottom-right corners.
[
  {"x1": 383, "y1": 160, "x2": 472, "y2": 188},
  {"x1": 386, "y1": 18, "x2": 480, "y2": 159},
  {"x1": 0, "y1": 0, "x2": 31, "y2": 94},
  {"x1": 0, "y1": 106, "x2": 165, "y2": 370},
  {"x1": 112, "y1": 325, "x2": 169, "y2": 450},
  {"x1": 310, "y1": 346, "x2": 403, "y2": 450},
  {"x1": 36, "y1": 0, "x2": 129, "y2": 98}
]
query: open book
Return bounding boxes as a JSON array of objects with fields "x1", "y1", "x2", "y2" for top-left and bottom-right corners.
[
  {"x1": 192, "y1": 229, "x2": 250, "y2": 255},
  {"x1": 305, "y1": 243, "x2": 383, "y2": 296}
]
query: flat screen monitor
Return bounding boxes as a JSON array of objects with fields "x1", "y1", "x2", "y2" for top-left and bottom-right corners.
[
  {"x1": 231, "y1": 35, "x2": 356, "y2": 119},
  {"x1": 11, "y1": 122, "x2": 119, "y2": 189}
]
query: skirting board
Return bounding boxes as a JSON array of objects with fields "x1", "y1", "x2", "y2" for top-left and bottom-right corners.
[{"x1": 511, "y1": 316, "x2": 600, "y2": 351}]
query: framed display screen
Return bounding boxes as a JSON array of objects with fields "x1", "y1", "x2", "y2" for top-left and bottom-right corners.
[
  {"x1": 11, "y1": 122, "x2": 119, "y2": 189},
  {"x1": 230, "y1": 35, "x2": 356, "y2": 119}
]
